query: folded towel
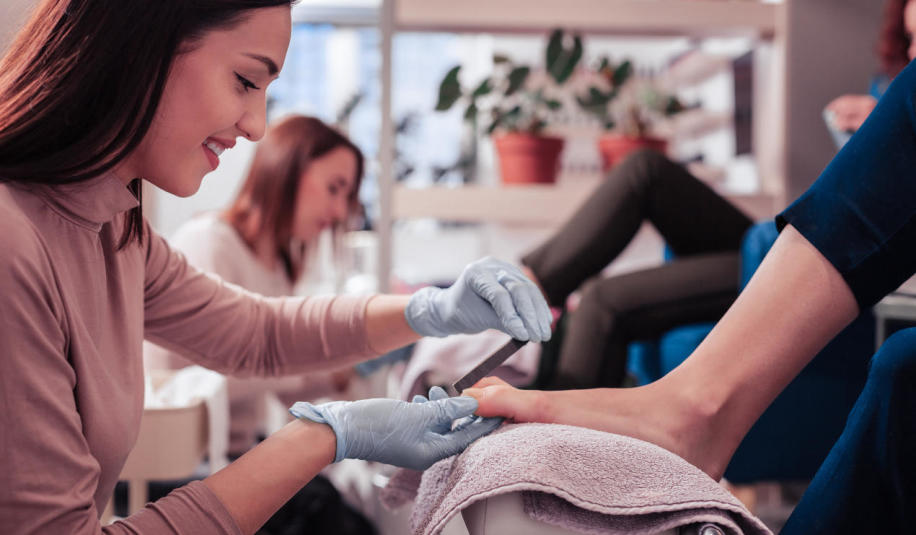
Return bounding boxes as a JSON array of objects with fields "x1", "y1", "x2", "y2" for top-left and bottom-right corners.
[{"x1": 381, "y1": 423, "x2": 771, "y2": 535}]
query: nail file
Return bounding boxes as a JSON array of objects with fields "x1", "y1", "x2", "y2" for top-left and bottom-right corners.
[{"x1": 448, "y1": 338, "x2": 527, "y2": 396}]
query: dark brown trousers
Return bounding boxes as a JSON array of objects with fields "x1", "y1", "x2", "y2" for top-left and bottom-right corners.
[{"x1": 523, "y1": 150, "x2": 753, "y2": 389}]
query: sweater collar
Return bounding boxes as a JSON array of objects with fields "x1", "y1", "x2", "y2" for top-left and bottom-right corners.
[{"x1": 36, "y1": 174, "x2": 140, "y2": 232}]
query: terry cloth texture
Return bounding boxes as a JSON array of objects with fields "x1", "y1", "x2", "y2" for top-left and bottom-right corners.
[{"x1": 381, "y1": 423, "x2": 771, "y2": 535}]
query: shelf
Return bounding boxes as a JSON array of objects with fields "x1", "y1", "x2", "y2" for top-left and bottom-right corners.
[
  {"x1": 666, "y1": 109, "x2": 734, "y2": 138},
  {"x1": 664, "y1": 50, "x2": 734, "y2": 87},
  {"x1": 393, "y1": 182, "x2": 776, "y2": 225},
  {"x1": 291, "y1": 2, "x2": 380, "y2": 25},
  {"x1": 393, "y1": 182, "x2": 596, "y2": 225},
  {"x1": 394, "y1": 0, "x2": 781, "y2": 38}
]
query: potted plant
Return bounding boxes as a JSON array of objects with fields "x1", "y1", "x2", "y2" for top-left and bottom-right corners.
[
  {"x1": 577, "y1": 57, "x2": 686, "y2": 170},
  {"x1": 435, "y1": 29, "x2": 583, "y2": 184}
]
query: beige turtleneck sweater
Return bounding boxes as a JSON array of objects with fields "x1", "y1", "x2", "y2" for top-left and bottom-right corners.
[{"x1": 0, "y1": 175, "x2": 374, "y2": 534}]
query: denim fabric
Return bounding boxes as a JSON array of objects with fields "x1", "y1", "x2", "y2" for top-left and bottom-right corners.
[
  {"x1": 781, "y1": 327, "x2": 916, "y2": 533},
  {"x1": 778, "y1": 60, "x2": 916, "y2": 309}
]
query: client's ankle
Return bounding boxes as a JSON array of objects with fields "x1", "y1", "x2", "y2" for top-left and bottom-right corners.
[{"x1": 661, "y1": 381, "x2": 733, "y2": 480}]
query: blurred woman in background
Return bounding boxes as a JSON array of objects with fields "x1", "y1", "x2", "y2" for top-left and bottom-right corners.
[{"x1": 146, "y1": 115, "x2": 367, "y2": 456}]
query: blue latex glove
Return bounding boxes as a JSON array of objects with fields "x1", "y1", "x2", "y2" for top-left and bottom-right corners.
[
  {"x1": 410, "y1": 386, "x2": 500, "y2": 433},
  {"x1": 405, "y1": 257, "x2": 552, "y2": 342},
  {"x1": 288, "y1": 387, "x2": 502, "y2": 470}
]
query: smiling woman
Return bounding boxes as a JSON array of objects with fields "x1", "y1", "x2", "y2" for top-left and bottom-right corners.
[
  {"x1": 0, "y1": 0, "x2": 294, "y2": 246},
  {"x1": 117, "y1": 5, "x2": 291, "y2": 198},
  {"x1": 0, "y1": 2, "x2": 553, "y2": 534}
]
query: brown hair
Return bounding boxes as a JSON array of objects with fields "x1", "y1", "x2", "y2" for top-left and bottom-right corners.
[
  {"x1": 224, "y1": 115, "x2": 364, "y2": 282},
  {"x1": 0, "y1": 0, "x2": 294, "y2": 249},
  {"x1": 878, "y1": 0, "x2": 912, "y2": 78}
]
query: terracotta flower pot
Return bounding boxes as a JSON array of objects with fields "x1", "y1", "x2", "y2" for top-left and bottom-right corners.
[
  {"x1": 493, "y1": 133, "x2": 565, "y2": 185},
  {"x1": 597, "y1": 134, "x2": 667, "y2": 171}
]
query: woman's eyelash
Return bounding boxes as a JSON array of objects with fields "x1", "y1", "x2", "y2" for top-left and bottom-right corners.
[{"x1": 235, "y1": 73, "x2": 260, "y2": 92}]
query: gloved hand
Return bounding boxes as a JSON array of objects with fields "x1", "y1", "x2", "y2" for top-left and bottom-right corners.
[
  {"x1": 288, "y1": 387, "x2": 502, "y2": 471},
  {"x1": 405, "y1": 257, "x2": 552, "y2": 342},
  {"x1": 411, "y1": 386, "x2": 498, "y2": 433}
]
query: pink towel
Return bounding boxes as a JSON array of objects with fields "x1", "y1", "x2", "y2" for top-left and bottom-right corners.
[{"x1": 381, "y1": 423, "x2": 772, "y2": 535}]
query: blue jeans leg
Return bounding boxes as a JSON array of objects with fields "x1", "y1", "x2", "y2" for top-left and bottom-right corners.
[{"x1": 781, "y1": 327, "x2": 916, "y2": 534}]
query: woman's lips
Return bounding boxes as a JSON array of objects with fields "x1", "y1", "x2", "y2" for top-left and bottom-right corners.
[
  {"x1": 202, "y1": 139, "x2": 231, "y2": 171},
  {"x1": 202, "y1": 144, "x2": 220, "y2": 170}
]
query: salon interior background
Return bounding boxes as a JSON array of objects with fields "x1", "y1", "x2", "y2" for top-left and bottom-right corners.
[{"x1": 0, "y1": 0, "x2": 882, "y2": 287}]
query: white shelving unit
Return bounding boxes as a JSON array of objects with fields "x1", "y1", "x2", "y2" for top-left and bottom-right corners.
[
  {"x1": 394, "y1": 0, "x2": 781, "y2": 37},
  {"x1": 393, "y1": 183, "x2": 776, "y2": 227},
  {"x1": 376, "y1": 0, "x2": 789, "y2": 291}
]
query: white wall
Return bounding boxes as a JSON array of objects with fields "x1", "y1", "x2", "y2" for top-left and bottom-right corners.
[
  {"x1": 1, "y1": 0, "x2": 36, "y2": 52},
  {"x1": 148, "y1": 140, "x2": 257, "y2": 237}
]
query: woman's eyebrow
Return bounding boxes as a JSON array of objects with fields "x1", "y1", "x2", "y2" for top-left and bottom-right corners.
[{"x1": 243, "y1": 53, "x2": 279, "y2": 77}]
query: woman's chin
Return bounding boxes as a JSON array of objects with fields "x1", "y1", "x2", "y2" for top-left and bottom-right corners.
[
  {"x1": 292, "y1": 226, "x2": 321, "y2": 243},
  {"x1": 149, "y1": 175, "x2": 204, "y2": 198}
]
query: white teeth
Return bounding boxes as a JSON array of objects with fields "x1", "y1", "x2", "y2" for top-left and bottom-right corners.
[{"x1": 205, "y1": 141, "x2": 226, "y2": 156}]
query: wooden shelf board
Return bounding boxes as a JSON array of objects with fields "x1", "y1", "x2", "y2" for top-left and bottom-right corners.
[
  {"x1": 395, "y1": 0, "x2": 781, "y2": 38},
  {"x1": 393, "y1": 182, "x2": 776, "y2": 224}
]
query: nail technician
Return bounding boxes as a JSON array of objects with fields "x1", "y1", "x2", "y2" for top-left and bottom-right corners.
[{"x1": 0, "y1": 1, "x2": 551, "y2": 533}]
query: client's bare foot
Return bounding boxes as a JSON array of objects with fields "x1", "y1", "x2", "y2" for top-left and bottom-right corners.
[{"x1": 464, "y1": 377, "x2": 736, "y2": 481}]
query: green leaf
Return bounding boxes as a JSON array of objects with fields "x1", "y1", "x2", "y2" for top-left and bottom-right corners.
[
  {"x1": 499, "y1": 105, "x2": 523, "y2": 131},
  {"x1": 472, "y1": 78, "x2": 493, "y2": 98},
  {"x1": 435, "y1": 66, "x2": 463, "y2": 111},
  {"x1": 486, "y1": 113, "x2": 503, "y2": 134},
  {"x1": 505, "y1": 66, "x2": 530, "y2": 96},
  {"x1": 612, "y1": 60, "x2": 633, "y2": 88},
  {"x1": 545, "y1": 29, "x2": 563, "y2": 74},
  {"x1": 598, "y1": 57, "x2": 610, "y2": 72},
  {"x1": 546, "y1": 99, "x2": 562, "y2": 110},
  {"x1": 529, "y1": 118, "x2": 547, "y2": 134},
  {"x1": 464, "y1": 101, "x2": 479, "y2": 121},
  {"x1": 549, "y1": 33, "x2": 583, "y2": 85},
  {"x1": 561, "y1": 35, "x2": 584, "y2": 83},
  {"x1": 664, "y1": 96, "x2": 686, "y2": 116},
  {"x1": 586, "y1": 87, "x2": 612, "y2": 105},
  {"x1": 487, "y1": 108, "x2": 505, "y2": 134},
  {"x1": 576, "y1": 94, "x2": 608, "y2": 120}
]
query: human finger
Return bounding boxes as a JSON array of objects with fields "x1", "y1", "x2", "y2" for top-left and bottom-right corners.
[{"x1": 468, "y1": 270, "x2": 529, "y2": 340}]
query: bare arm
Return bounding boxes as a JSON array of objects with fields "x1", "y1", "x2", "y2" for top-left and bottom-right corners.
[
  {"x1": 467, "y1": 225, "x2": 859, "y2": 478},
  {"x1": 204, "y1": 419, "x2": 336, "y2": 534},
  {"x1": 364, "y1": 294, "x2": 419, "y2": 354}
]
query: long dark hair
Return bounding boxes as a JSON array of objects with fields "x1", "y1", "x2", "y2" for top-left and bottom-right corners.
[
  {"x1": 224, "y1": 115, "x2": 364, "y2": 283},
  {"x1": 0, "y1": 0, "x2": 293, "y2": 248},
  {"x1": 878, "y1": 0, "x2": 912, "y2": 78}
]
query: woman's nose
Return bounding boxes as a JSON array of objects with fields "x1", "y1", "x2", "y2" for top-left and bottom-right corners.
[
  {"x1": 236, "y1": 95, "x2": 268, "y2": 141},
  {"x1": 332, "y1": 198, "x2": 348, "y2": 223}
]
